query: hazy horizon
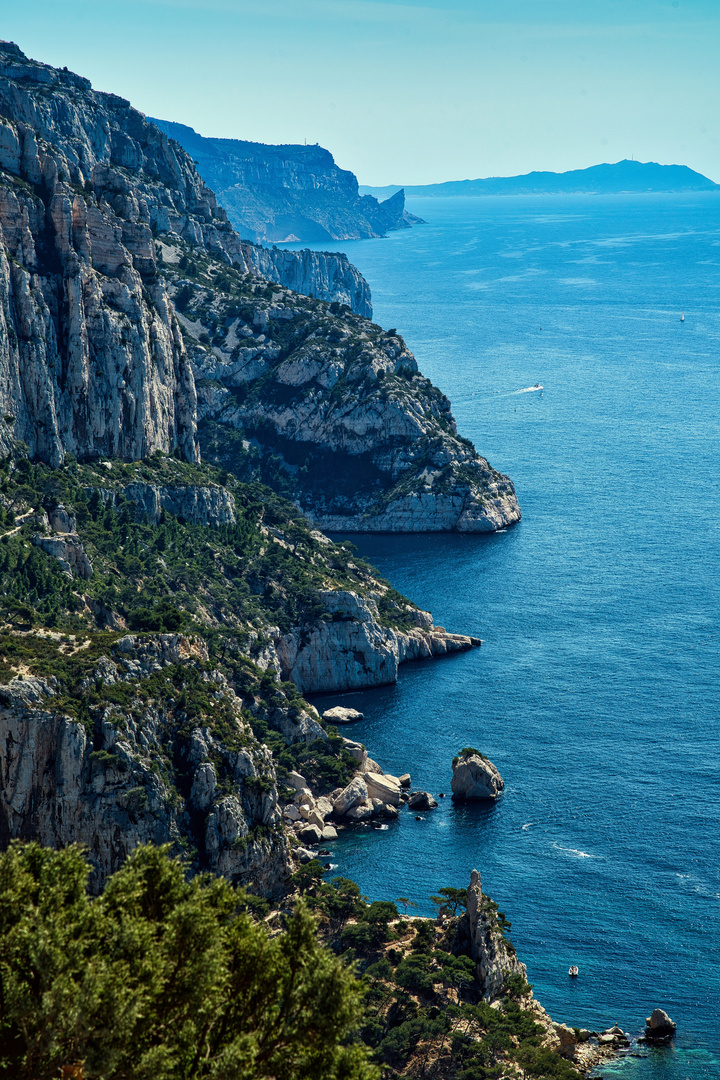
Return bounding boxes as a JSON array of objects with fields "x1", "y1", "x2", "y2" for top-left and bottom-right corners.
[{"x1": 2, "y1": 0, "x2": 720, "y2": 186}]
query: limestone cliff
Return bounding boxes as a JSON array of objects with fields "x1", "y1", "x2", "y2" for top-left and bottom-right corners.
[
  {"x1": 151, "y1": 119, "x2": 423, "y2": 244},
  {"x1": 0, "y1": 41, "x2": 372, "y2": 468},
  {"x1": 180, "y1": 255, "x2": 520, "y2": 532},
  {"x1": 0, "y1": 634, "x2": 290, "y2": 894},
  {"x1": 0, "y1": 41, "x2": 519, "y2": 535},
  {"x1": 459, "y1": 869, "x2": 528, "y2": 1000}
]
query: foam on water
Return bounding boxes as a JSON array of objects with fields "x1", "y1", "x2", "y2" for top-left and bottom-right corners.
[{"x1": 290, "y1": 192, "x2": 720, "y2": 1079}]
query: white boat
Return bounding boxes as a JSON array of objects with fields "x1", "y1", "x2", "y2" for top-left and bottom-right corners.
[
  {"x1": 568, "y1": 966, "x2": 579, "y2": 977},
  {"x1": 680, "y1": 313, "x2": 685, "y2": 322}
]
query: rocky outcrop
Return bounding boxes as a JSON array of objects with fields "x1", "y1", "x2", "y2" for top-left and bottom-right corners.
[
  {"x1": 0, "y1": 633, "x2": 290, "y2": 894},
  {"x1": 645, "y1": 1009, "x2": 676, "y2": 1041},
  {"x1": 451, "y1": 751, "x2": 504, "y2": 800},
  {"x1": 242, "y1": 245, "x2": 372, "y2": 318},
  {"x1": 92, "y1": 480, "x2": 236, "y2": 526},
  {"x1": 31, "y1": 531, "x2": 93, "y2": 579},
  {"x1": 0, "y1": 41, "x2": 377, "y2": 468},
  {"x1": 0, "y1": 43, "x2": 520, "y2": 536},
  {"x1": 191, "y1": 284, "x2": 521, "y2": 532},
  {"x1": 322, "y1": 706, "x2": 363, "y2": 725},
  {"x1": 407, "y1": 790, "x2": 437, "y2": 810},
  {"x1": 151, "y1": 119, "x2": 422, "y2": 244},
  {"x1": 271, "y1": 589, "x2": 481, "y2": 692},
  {"x1": 462, "y1": 869, "x2": 528, "y2": 1001}
]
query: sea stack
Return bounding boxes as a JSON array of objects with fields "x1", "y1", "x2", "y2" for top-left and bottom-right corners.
[
  {"x1": 645, "y1": 1009, "x2": 676, "y2": 1041},
  {"x1": 451, "y1": 748, "x2": 504, "y2": 800}
]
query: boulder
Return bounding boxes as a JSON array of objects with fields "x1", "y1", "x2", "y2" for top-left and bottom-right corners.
[
  {"x1": 365, "y1": 757, "x2": 383, "y2": 774},
  {"x1": 451, "y1": 752, "x2": 504, "y2": 800},
  {"x1": 294, "y1": 847, "x2": 317, "y2": 864},
  {"x1": 345, "y1": 800, "x2": 374, "y2": 822},
  {"x1": 308, "y1": 810, "x2": 325, "y2": 830},
  {"x1": 645, "y1": 1009, "x2": 676, "y2": 1040},
  {"x1": 321, "y1": 825, "x2": 338, "y2": 841},
  {"x1": 322, "y1": 706, "x2": 364, "y2": 724},
  {"x1": 333, "y1": 775, "x2": 368, "y2": 816},
  {"x1": 380, "y1": 803, "x2": 399, "y2": 819},
  {"x1": 363, "y1": 771, "x2": 401, "y2": 807},
  {"x1": 398, "y1": 773, "x2": 411, "y2": 788},
  {"x1": 283, "y1": 805, "x2": 302, "y2": 822},
  {"x1": 314, "y1": 796, "x2": 335, "y2": 819},
  {"x1": 298, "y1": 823, "x2": 323, "y2": 845},
  {"x1": 288, "y1": 771, "x2": 308, "y2": 791},
  {"x1": 408, "y1": 790, "x2": 438, "y2": 810}
]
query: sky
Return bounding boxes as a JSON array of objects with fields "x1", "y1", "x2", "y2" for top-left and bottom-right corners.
[{"x1": 2, "y1": 0, "x2": 720, "y2": 185}]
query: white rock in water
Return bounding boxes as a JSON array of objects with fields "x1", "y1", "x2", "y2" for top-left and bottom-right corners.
[
  {"x1": 322, "y1": 706, "x2": 364, "y2": 724},
  {"x1": 363, "y1": 771, "x2": 401, "y2": 807},
  {"x1": 451, "y1": 752, "x2": 504, "y2": 800},
  {"x1": 407, "y1": 790, "x2": 438, "y2": 810},
  {"x1": 645, "y1": 1009, "x2": 676, "y2": 1037}
]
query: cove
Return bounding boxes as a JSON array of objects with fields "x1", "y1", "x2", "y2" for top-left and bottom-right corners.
[{"x1": 298, "y1": 192, "x2": 720, "y2": 1078}]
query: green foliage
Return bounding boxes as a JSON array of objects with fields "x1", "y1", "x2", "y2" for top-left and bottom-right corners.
[
  {"x1": 0, "y1": 456, "x2": 415, "y2": 643},
  {"x1": 0, "y1": 842, "x2": 378, "y2": 1080}
]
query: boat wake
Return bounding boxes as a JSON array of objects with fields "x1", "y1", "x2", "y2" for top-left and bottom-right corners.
[
  {"x1": 553, "y1": 843, "x2": 598, "y2": 859},
  {"x1": 513, "y1": 384, "x2": 544, "y2": 394}
]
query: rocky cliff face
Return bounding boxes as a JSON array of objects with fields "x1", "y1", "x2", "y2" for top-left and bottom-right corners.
[
  {"x1": 152, "y1": 119, "x2": 422, "y2": 244},
  {"x1": 270, "y1": 589, "x2": 480, "y2": 693},
  {"x1": 182, "y1": 257, "x2": 520, "y2": 532},
  {"x1": 0, "y1": 634, "x2": 290, "y2": 894},
  {"x1": 0, "y1": 41, "x2": 372, "y2": 467},
  {"x1": 0, "y1": 42, "x2": 518, "y2": 536},
  {"x1": 459, "y1": 869, "x2": 529, "y2": 1000}
]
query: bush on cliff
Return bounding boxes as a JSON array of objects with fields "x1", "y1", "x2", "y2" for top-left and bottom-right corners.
[{"x1": 0, "y1": 842, "x2": 378, "y2": 1080}]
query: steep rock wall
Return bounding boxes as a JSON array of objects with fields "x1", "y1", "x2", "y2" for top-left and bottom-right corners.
[
  {"x1": 268, "y1": 590, "x2": 481, "y2": 693},
  {"x1": 0, "y1": 42, "x2": 373, "y2": 467},
  {"x1": 0, "y1": 634, "x2": 290, "y2": 894}
]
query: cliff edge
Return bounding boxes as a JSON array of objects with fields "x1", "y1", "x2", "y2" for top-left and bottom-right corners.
[{"x1": 152, "y1": 118, "x2": 423, "y2": 243}]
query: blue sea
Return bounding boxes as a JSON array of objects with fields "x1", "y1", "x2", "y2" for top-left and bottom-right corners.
[{"x1": 291, "y1": 193, "x2": 720, "y2": 1078}]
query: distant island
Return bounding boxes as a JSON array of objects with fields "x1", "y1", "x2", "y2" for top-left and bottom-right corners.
[
  {"x1": 360, "y1": 159, "x2": 719, "y2": 200},
  {"x1": 151, "y1": 118, "x2": 423, "y2": 243}
]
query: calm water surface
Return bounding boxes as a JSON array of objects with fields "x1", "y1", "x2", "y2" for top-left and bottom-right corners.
[{"x1": 292, "y1": 194, "x2": 720, "y2": 1077}]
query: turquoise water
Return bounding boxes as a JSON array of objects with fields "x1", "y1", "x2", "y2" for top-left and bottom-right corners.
[{"x1": 290, "y1": 193, "x2": 720, "y2": 1076}]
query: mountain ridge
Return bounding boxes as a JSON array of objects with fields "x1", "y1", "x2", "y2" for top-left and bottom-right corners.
[{"x1": 360, "y1": 158, "x2": 719, "y2": 200}]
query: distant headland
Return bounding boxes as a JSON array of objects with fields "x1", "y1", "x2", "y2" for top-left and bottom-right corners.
[{"x1": 360, "y1": 159, "x2": 719, "y2": 200}]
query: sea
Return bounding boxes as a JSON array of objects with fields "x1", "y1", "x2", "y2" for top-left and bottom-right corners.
[{"x1": 288, "y1": 192, "x2": 720, "y2": 1078}]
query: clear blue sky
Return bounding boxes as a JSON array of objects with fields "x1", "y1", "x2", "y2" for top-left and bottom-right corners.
[{"x1": 2, "y1": 0, "x2": 719, "y2": 184}]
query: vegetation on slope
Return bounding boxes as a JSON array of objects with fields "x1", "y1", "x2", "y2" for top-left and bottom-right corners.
[
  {"x1": 0, "y1": 454, "x2": 417, "y2": 641},
  {"x1": 0, "y1": 843, "x2": 585, "y2": 1080}
]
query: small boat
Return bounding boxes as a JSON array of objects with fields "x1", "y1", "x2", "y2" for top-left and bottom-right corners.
[
  {"x1": 568, "y1": 966, "x2": 579, "y2": 977},
  {"x1": 680, "y1": 313, "x2": 685, "y2": 322}
]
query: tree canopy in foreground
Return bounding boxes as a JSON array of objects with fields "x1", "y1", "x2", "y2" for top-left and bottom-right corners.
[{"x1": 0, "y1": 842, "x2": 377, "y2": 1080}]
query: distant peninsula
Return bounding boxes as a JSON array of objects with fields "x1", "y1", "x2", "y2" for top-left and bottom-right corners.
[
  {"x1": 360, "y1": 159, "x2": 719, "y2": 200},
  {"x1": 151, "y1": 118, "x2": 423, "y2": 243}
]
